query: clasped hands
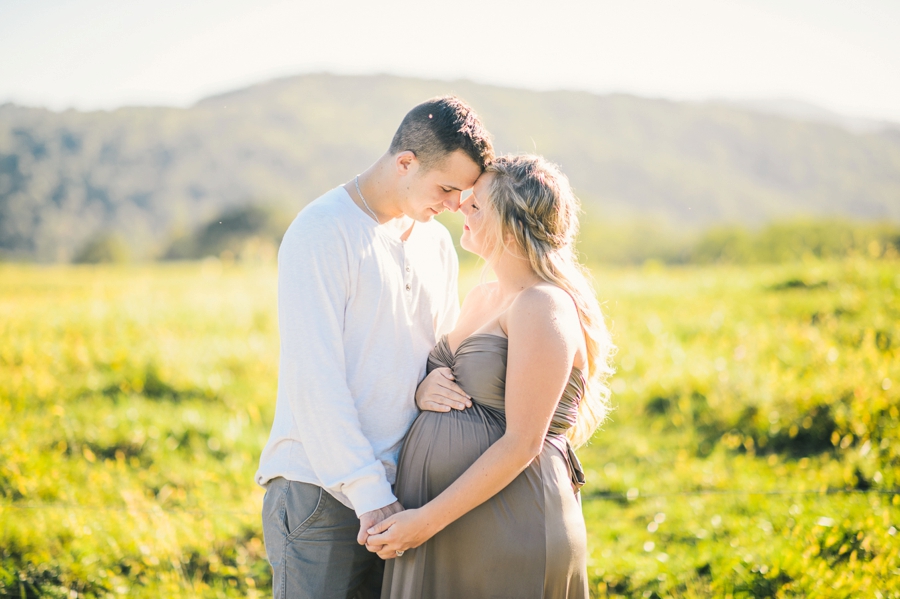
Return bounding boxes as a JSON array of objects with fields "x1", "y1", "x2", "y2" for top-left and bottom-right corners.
[
  {"x1": 357, "y1": 501, "x2": 404, "y2": 558},
  {"x1": 358, "y1": 503, "x2": 436, "y2": 560}
]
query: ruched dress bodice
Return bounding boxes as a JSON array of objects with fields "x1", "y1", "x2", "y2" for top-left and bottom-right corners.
[
  {"x1": 428, "y1": 334, "x2": 587, "y2": 489},
  {"x1": 381, "y1": 334, "x2": 590, "y2": 599}
]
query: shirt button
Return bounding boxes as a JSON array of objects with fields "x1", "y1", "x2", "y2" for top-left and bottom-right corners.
[
  {"x1": 405, "y1": 284, "x2": 411, "y2": 291},
  {"x1": 405, "y1": 266, "x2": 410, "y2": 272}
]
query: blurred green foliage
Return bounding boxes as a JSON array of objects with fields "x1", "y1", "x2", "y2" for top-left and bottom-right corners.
[
  {"x1": 1, "y1": 258, "x2": 898, "y2": 597},
  {"x1": 441, "y1": 211, "x2": 900, "y2": 267},
  {"x1": 690, "y1": 220, "x2": 900, "y2": 264},
  {"x1": 162, "y1": 205, "x2": 291, "y2": 262},
  {"x1": 72, "y1": 233, "x2": 131, "y2": 264}
]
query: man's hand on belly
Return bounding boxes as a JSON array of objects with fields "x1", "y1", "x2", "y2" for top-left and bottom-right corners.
[{"x1": 416, "y1": 367, "x2": 472, "y2": 412}]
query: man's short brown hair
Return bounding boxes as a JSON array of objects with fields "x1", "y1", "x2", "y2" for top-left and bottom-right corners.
[{"x1": 389, "y1": 96, "x2": 494, "y2": 171}]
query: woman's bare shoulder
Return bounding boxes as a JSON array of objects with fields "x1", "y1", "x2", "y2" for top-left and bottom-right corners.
[
  {"x1": 511, "y1": 283, "x2": 576, "y2": 316},
  {"x1": 508, "y1": 283, "x2": 581, "y2": 341}
]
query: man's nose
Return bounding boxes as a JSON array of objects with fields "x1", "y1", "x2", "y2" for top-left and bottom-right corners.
[{"x1": 443, "y1": 193, "x2": 462, "y2": 212}]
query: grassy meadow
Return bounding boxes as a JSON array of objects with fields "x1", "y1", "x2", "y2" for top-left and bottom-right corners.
[{"x1": 1, "y1": 257, "x2": 898, "y2": 598}]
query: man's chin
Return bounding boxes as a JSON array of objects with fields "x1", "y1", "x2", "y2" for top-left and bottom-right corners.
[{"x1": 414, "y1": 208, "x2": 441, "y2": 223}]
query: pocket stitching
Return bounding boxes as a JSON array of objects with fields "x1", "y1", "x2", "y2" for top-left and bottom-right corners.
[{"x1": 285, "y1": 484, "x2": 324, "y2": 542}]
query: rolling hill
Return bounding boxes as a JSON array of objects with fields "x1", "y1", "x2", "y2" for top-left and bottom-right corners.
[{"x1": 1, "y1": 73, "x2": 899, "y2": 261}]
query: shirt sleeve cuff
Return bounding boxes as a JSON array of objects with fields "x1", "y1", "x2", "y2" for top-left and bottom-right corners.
[{"x1": 342, "y1": 476, "x2": 398, "y2": 517}]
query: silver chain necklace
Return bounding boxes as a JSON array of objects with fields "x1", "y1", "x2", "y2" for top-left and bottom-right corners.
[{"x1": 354, "y1": 175, "x2": 379, "y2": 223}]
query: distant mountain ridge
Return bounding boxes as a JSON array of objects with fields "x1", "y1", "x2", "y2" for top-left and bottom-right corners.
[
  {"x1": 724, "y1": 98, "x2": 900, "y2": 134},
  {"x1": 1, "y1": 73, "x2": 899, "y2": 261}
]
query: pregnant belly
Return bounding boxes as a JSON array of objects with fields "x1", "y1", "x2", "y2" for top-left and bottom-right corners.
[{"x1": 395, "y1": 402, "x2": 506, "y2": 507}]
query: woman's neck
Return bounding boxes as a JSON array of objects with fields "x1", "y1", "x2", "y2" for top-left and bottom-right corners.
[{"x1": 491, "y1": 250, "x2": 541, "y2": 299}]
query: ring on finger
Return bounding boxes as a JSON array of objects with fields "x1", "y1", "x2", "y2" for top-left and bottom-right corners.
[{"x1": 395, "y1": 550, "x2": 405, "y2": 557}]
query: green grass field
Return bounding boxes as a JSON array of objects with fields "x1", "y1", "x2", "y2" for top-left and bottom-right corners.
[{"x1": 1, "y1": 259, "x2": 898, "y2": 598}]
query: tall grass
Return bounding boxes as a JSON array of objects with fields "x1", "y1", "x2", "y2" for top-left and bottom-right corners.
[{"x1": 1, "y1": 258, "x2": 898, "y2": 597}]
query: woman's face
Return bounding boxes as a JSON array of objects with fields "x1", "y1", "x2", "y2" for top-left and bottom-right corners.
[{"x1": 459, "y1": 172, "x2": 495, "y2": 258}]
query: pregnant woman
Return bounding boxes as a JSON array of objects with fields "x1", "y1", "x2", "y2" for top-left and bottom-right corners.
[{"x1": 365, "y1": 154, "x2": 616, "y2": 598}]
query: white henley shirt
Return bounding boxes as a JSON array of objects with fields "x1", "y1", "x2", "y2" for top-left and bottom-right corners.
[{"x1": 255, "y1": 186, "x2": 460, "y2": 516}]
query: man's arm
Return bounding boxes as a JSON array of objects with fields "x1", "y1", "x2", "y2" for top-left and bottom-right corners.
[{"x1": 277, "y1": 216, "x2": 397, "y2": 527}]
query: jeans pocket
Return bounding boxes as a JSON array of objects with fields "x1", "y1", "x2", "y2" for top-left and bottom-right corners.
[{"x1": 284, "y1": 481, "x2": 324, "y2": 542}]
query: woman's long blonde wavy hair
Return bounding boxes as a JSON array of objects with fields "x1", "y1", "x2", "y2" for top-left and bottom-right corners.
[{"x1": 482, "y1": 154, "x2": 615, "y2": 447}]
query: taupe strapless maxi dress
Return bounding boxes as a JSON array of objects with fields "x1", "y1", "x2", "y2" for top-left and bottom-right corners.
[{"x1": 382, "y1": 334, "x2": 589, "y2": 599}]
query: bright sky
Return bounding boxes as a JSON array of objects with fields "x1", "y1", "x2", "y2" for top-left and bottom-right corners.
[{"x1": 2, "y1": 0, "x2": 899, "y2": 121}]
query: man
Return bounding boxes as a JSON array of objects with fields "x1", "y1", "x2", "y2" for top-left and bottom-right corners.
[{"x1": 256, "y1": 96, "x2": 494, "y2": 598}]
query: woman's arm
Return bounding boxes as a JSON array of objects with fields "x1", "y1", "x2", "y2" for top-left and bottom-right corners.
[{"x1": 365, "y1": 285, "x2": 582, "y2": 557}]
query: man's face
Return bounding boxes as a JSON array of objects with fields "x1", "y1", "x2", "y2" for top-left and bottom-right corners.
[{"x1": 399, "y1": 150, "x2": 483, "y2": 223}]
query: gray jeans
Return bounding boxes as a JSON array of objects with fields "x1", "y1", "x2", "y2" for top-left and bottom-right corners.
[{"x1": 262, "y1": 477, "x2": 384, "y2": 599}]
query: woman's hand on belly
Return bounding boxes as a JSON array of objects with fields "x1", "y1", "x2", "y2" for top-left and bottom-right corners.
[
  {"x1": 364, "y1": 507, "x2": 439, "y2": 559},
  {"x1": 416, "y1": 367, "x2": 472, "y2": 412}
]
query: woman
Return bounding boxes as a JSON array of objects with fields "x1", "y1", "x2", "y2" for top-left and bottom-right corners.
[{"x1": 366, "y1": 155, "x2": 615, "y2": 598}]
